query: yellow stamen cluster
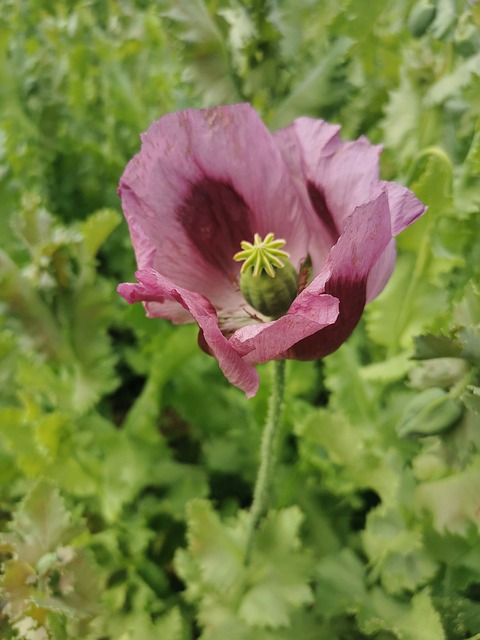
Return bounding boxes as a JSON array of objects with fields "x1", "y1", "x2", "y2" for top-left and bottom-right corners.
[{"x1": 233, "y1": 232, "x2": 289, "y2": 278}]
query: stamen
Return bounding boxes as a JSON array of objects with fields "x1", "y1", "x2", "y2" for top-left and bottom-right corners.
[{"x1": 233, "y1": 232, "x2": 290, "y2": 278}]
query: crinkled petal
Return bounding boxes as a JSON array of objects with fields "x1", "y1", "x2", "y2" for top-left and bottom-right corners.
[
  {"x1": 119, "y1": 104, "x2": 311, "y2": 320},
  {"x1": 229, "y1": 293, "x2": 339, "y2": 363},
  {"x1": 297, "y1": 124, "x2": 382, "y2": 235},
  {"x1": 366, "y1": 239, "x2": 397, "y2": 303},
  {"x1": 273, "y1": 119, "x2": 342, "y2": 272},
  {"x1": 273, "y1": 117, "x2": 384, "y2": 275},
  {"x1": 373, "y1": 181, "x2": 427, "y2": 236},
  {"x1": 289, "y1": 191, "x2": 393, "y2": 360},
  {"x1": 118, "y1": 217, "x2": 193, "y2": 323},
  {"x1": 117, "y1": 269, "x2": 260, "y2": 398}
]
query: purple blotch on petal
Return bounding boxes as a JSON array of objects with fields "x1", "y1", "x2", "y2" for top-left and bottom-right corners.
[
  {"x1": 291, "y1": 277, "x2": 367, "y2": 360},
  {"x1": 178, "y1": 178, "x2": 253, "y2": 277},
  {"x1": 289, "y1": 190, "x2": 392, "y2": 360},
  {"x1": 306, "y1": 181, "x2": 340, "y2": 244}
]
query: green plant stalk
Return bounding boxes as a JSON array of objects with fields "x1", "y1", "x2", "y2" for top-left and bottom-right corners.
[{"x1": 244, "y1": 359, "x2": 286, "y2": 565}]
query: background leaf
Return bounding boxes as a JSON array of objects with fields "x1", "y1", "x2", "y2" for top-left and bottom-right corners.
[{"x1": 1, "y1": 0, "x2": 479, "y2": 637}]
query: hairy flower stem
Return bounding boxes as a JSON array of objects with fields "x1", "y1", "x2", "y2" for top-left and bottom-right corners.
[{"x1": 244, "y1": 359, "x2": 286, "y2": 565}]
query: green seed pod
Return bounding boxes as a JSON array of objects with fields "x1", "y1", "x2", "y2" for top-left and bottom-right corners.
[
  {"x1": 397, "y1": 387, "x2": 463, "y2": 439},
  {"x1": 240, "y1": 262, "x2": 298, "y2": 319},
  {"x1": 409, "y1": 357, "x2": 468, "y2": 390},
  {"x1": 408, "y1": 0, "x2": 436, "y2": 38},
  {"x1": 454, "y1": 21, "x2": 480, "y2": 57},
  {"x1": 233, "y1": 232, "x2": 299, "y2": 318}
]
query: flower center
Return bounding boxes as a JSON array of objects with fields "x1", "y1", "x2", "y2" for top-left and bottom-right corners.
[
  {"x1": 233, "y1": 233, "x2": 298, "y2": 319},
  {"x1": 233, "y1": 232, "x2": 290, "y2": 278}
]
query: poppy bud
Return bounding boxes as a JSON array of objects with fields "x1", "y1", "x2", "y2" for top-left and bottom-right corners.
[
  {"x1": 408, "y1": 0, "x2": 436, "y2": 38},
  {"x1": 396, "y1": 387, "x2": 463, "y2": 439}
]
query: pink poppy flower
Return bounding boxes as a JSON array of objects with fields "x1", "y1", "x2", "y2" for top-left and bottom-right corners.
[{"x1": 117, "y1": 104, "x2": 426, "y2": 397}]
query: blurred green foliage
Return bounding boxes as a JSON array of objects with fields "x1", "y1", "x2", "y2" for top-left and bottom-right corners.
[{"x1": 0, "y1": 0, "x2": 479, "y2": 638}]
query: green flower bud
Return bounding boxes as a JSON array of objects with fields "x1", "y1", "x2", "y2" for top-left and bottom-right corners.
[
  {"x1": 408, "y1": 0, "x2": 436, "y2": 38},
  {"x1": 454, "y1": 20, "x2": 480, "y2": 57},
  {"x1": 409, "y1": 357, "x2": 468, "y2": 390},
  {"x1": 233, "y1": 232, "x2": 298, "y2": 318},
  {"x1": 397, "y1": 387, "x2": 463, "y2": 439}
]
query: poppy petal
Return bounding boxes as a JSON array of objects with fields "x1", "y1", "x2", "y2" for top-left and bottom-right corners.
[{"x1": 118, "y1": 269, "x2": 260, "y2": 397}]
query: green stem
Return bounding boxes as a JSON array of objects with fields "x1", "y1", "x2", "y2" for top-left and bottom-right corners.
[{"x1": 244, "y1": 359, "x2": 286, "y2": 565}]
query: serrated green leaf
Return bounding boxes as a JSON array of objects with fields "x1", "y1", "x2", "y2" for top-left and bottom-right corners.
[
  {"x1": 34, "y1": 412, "x2": 68, "y2": 459},
  {"x1": 270, "y1": 37, "x2": 353, "y2": 128},
  {"x1": 176, "y1": 504, "x2": 314, "y2": 635},
  {"x1": 431, "y1": 0, "x2": 457, "y2": 38},
  {"x1": 162, "y1": 0, "x2": 222, "y2": 43},
  {"x1": 381, "y1": 72, "x2": 422, "y2": 161},
  {"x1": 413, "y1": 333, "x2": 464, "y2": 360},
  {"x1": 426, "y1": 53, "x2": 480, "y2": 105},
  {"x1": 463, "y1": 386, "x2": 480, "y2": 414},
  {"x1": 460, "y1": 326, "x2": 480, "y2": 364},
  {"x1": 0, "y1": 250, "x2": 71, "y2": 361},
  {"x1": 360, "y1": 353, "x2": 412, "y2": 384},
  {"x1": 0, "y1": 480, "x2": 101, "y2": 628},
  {"x1": 0, "y1": 406, "x2": 44, "y2": 478},
  {"x1": 68, "y1": 281, "x2": 119, "y2": 412},
  {"x1": 218, "y1": 6, "x2": 256, "y2": 77},
  {"x1": 240, "y1": 507, "x2": 313, "y2": 628},
  {"x1": 152, "y1": 607, "x2": 186, "y2": 640},
  {"x1": 362, "y1": 507, "x2": 438, "y2": 594},
  {"x1": 414, "y1": 327, "x2": 480, "y2": 365},
  {"x1": 295, "y1": 405, "x2": 401, "y2": 505},
  {"x1": 78, "y1": 208, "x2": 121, "y2": 259},
  {"x1": 162, "y1": 0, "x2": 239, "y2": 105},
  {"x1": 0, "y1": 559, "x2": 36, "y2": 618},
  {"x1": 315, "y1": 548, "x2": 368, "y2": 618},
  {"x1": 100, "y1": 432, "x2": 172, "y2": 522},
  {"x1": 13, "y1": 615, "x2": 49, "y2": 640},
  {"x1": 359, "y1": 589, "x2": 446, "y2": 640},
  {"x1": 415, "y1": 459, "x2": 480, "y2": 534},
  {"x1": 183, "y1": 499, "x2": 244, "y2": 591},
  {"x1": 6, "y1": 480, "x2": 77, "y2": 565},
  {"x1": 424, "y1": 526, "x2": 480, "y2": 578}
]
